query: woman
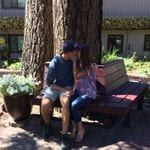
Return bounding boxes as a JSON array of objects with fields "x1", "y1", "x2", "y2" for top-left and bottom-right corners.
[{"x1": 70, "y1": 45, "x2": 97, "y2": 142}]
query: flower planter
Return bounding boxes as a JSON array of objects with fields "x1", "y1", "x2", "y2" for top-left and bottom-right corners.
[{"x1": 3, "y1": 94, "x2": 32, "y2": 121}]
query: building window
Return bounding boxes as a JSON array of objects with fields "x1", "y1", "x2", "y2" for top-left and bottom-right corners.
[
  {"x1": 144, "y1": 35, "x2": 150, "y2": 51},
  {"x1": 0, "y1": 34, "x2": 23, "y2": 52},
  {"x1": 9, "y1": 35, "x2": 23, "y2": 52},
  {"x1": 107, "y1": 35, "x2": 124, "y2": 54},
  {"x1": 2, "y1": 0, "x2": 25, "y2": 9},
  {"x1": 0, "y1": 35, "x2": 7, "y2": 50}
]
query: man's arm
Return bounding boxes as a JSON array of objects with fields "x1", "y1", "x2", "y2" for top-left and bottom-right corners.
[
  {"x1": 50, "y1": 84, "x2": 66, "y2": 92},
  {"x1": 47, "y1": 58, "x2": 73, "y2": 95}
]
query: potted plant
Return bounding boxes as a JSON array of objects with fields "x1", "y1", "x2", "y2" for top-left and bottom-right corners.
[{"x1": 0, "y1": 74, "x2": 37, "y2": 122}]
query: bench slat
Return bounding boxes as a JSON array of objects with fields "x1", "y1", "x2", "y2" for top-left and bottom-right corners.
[
  {"x1": 112, "y1": 81, "x2": 140, "y2": 95},
  {"x1": 103, "y1": 60, "x2": 125, "y2": 76},
  {"x1": 105, "y1": 75, "x2": 128, "y2": 93}
]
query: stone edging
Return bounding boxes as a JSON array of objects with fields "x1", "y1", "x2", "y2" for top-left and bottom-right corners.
[
  {"x1": 0, "y1": 70, "x2": 21, "y2": 77},
  {"x1": 128, "y1": 74, "x2": 150, "y2": 84}
]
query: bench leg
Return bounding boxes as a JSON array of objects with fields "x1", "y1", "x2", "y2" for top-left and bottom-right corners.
[
  {"x1": 137, "y1": 95, "x2": 144, "y2": 111},
  {"x1": 123, "y1": 112, "x2": 131, "y2": 127},
  {"x1": 104, "y1": 116, "x2": 114, "y2": 128}
]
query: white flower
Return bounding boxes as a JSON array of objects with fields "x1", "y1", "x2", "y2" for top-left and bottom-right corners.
[
  {"x1": 0, "y1": 74, "x2": 37, "y2": 96},
  {"x1": 6, "y1": 86, "x2": 15, "y2": 95}
]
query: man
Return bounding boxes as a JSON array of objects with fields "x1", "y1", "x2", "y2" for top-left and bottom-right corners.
[{"x1": 41, "y1": 40, "x2": 81, "y2": 149}]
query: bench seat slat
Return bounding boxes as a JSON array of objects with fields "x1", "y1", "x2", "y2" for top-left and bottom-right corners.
[{"x1": 111, "y1": 81, "x2": 139, "y2": 95}]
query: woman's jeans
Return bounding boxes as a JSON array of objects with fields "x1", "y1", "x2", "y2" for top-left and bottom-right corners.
[{"x1": 70, "y1": 91, "x2": 94, "y2": 123}]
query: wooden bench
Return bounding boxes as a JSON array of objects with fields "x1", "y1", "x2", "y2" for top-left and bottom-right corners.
[{"x1": 32, "y1": 60, "x2": 149, "y2": 127}]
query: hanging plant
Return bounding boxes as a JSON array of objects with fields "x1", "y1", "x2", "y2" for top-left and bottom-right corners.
[
  {"x1": 102, "y1": 17, "x2": 150, "y2": 30},
  {"x1": 0, "y1": 17, "x2": 24, "y2": 30}
]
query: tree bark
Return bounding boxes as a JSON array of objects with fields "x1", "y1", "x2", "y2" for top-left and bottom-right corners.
[
  {"x1": 21, "y1": 0, "x2": 53, "y2": 91},
  {"x1": 53, "y1": 0, "x2": 103, "y2": 63}
]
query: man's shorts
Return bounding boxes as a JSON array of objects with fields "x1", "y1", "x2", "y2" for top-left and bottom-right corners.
[{"x1": 43, "y1": 86, "x2": 71, "y2": 101}]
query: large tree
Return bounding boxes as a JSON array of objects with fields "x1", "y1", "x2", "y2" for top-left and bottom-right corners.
[
  {"x1": 21, "y1": 0, "x2": 53, "y2": 91},
  {"x1": 53, "y1": 0, "x2": 103, "y2": 63},
  {"x1": 22, "y1": 0, "x2": 103, "y2": 90}
]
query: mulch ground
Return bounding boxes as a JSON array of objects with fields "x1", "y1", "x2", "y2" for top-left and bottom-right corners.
[{"x1": 0, "y1": 100, "x2": 150, "y2": 150}]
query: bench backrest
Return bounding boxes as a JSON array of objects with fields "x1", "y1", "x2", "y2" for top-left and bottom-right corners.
[
  {"x1": 43, "y1": 60, "x2": 128, "y2": 95},
  {"x1": 96, "y1": 59, "x2": 128, "y2": 95}
]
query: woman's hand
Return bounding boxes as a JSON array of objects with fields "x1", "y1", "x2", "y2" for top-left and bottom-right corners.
[
  {"x1": 91, "y1": 63, "x2": 98, "y2": 72},
  {"x1": 63, "y1": 89, "x2": 74, "y2": 96}
]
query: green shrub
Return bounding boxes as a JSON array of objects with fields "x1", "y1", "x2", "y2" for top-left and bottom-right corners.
[
  {"x1": 138, "y1": 61, "x2": 150, "y2": 77},
  {"x1": 103, "y1": 17, "x2": 150, "y2": 30},
  {"x1": 101, "y1": 49, "x2": 119, "y2": 63},
  {"x1": 101, "y1": 50, "x2": 150, "y2": 77},
  {"x1": 8, "y1": 62, "x2": 21, "y2": 70},
  {"x1": 123, "y1": 57, "x2": 134, "y2": 71},
  {"x1": 0, "y1": 59, "x2": 21, "y2": 70},
  {"x1": 123, "y1": 53, "x2": 137, "y2": 71}
]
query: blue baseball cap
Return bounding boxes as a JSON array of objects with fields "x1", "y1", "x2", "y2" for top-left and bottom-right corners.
[{"x1": 63, "y1": 40, "x2": 85, "y2": 52}]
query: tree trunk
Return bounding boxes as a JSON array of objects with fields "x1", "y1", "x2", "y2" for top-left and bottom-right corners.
[
  {"x1": 53, "y1": 0, "x2": 103, "y2": 63},
  {"x1": 21, "y1": 0, "x2": 53, "y2": 91}
]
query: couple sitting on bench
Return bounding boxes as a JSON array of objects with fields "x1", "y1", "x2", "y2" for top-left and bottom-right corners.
[{"x1": 41, "y1": 40, "x2": 97, "y2": 149}]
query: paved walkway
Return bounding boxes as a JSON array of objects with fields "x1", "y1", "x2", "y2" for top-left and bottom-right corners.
[{"x1": 0, "y1": 101, "x2": 150, "y2": 150}]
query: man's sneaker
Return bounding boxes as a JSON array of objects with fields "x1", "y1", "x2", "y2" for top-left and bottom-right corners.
[
  {"x1": 42, "y1": 124, "x2": 51, "y2": 140},
  {"x1": 61, "y1": 134, "x2": 71, "y2": 150}
]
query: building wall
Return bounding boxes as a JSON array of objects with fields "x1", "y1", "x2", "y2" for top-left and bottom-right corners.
[
  {"x1": 102, "y1": 30, "x2": 150, "y2": 58},
  {"x1": 103, "y1": 0, "x2": 150, "y2": 17},
  {"x1": 0, "y1": 0, "x2": 25, "y2": 16},
  {"x1": 102, "y1": 0, "x2": 150, "y2": 58}
]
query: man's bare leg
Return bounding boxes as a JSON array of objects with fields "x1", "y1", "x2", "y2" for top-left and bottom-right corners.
[
  {"x1": 60, "y1": 95, "x2": 71, "y2": 149},
  {"x1": 41, "y1": 97, "x2": 53, "y2": 124},
  {"x1": 41, "y1": 97, "x2": 53, "y2": 140},
  {"x1": 60, "y1": 95, "x2": 70, "y2": 134}
]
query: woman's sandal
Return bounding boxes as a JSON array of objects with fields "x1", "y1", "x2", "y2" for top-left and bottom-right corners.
[{"x1": 75, "y1": 130, "x2": 85, "y2": 142}]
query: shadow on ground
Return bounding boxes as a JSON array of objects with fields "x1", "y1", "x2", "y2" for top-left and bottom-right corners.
[{"x1": 0, "y1": 101, "x2": 150, "y2": 150}]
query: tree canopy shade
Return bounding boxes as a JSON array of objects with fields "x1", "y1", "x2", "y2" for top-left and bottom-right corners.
[{"x1": 21, "y1": 0, "x2": 103, "y2": 91}]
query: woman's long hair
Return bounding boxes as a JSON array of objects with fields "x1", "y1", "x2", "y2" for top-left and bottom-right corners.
[{"x1": 80, "y1": 45, "x2": 91, "y2": 70}]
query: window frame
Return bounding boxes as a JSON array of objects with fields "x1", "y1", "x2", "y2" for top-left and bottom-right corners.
[
  {"x1": 144, "y1": 34, "x2": 150, "y2": 51},
  {"x1": 1, "y1": 0, "x2": 25, "y2": 9},
  {"x1": 107, "y1": 34, "x2": 124, "y2": 54},
  {"x1": 8, "y1": 34, "x2": 23, "y2": 53}
]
